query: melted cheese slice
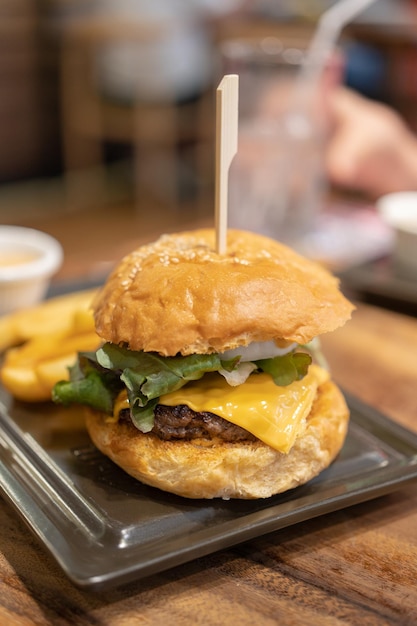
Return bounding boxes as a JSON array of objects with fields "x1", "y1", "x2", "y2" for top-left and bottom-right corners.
[{"x1": 160, "y1": 364, "x2": 329, "y2": 453}]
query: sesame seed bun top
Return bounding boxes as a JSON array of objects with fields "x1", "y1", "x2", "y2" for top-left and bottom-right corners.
[{"x1": 93, "y1": 229, "x2": 354, "y2": 356}]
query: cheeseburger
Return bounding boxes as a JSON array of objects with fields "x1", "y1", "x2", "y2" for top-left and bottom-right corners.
[{"x1": 53, "y1": 229, "x2": 354, "y2": 499}]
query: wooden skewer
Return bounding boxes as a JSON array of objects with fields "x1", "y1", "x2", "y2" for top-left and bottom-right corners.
[{"x1": 214, "y1": 74, "x2": 239, "y2": 255}]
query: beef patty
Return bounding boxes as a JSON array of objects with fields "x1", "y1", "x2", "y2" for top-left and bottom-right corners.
[{"x1": 120, "y1": 405, "x2": 256, "y2": 442}]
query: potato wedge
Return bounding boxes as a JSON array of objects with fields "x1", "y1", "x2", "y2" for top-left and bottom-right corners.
[
  {"x1": 0, "y1": 288, "x2": 97, "y2": 352},
  {"x1": 0, "y1": 288, "x2": 101, "y2": 402},
  {"x1": 35, "y1": 354, "x2": 83, "y2": 392},
  {"x1": 0, "y1": 365, "x2": 45, "y2": 402},
  {"x1": 0, "y1": 316, "x2": 20, "y2": 353},
  {"x1": 1, "y1": 330, "x2": 100, "y2": 402}
]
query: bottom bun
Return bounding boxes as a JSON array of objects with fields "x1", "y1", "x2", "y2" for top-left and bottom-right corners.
[{"x1": 85, "y1": 379, "x2": 349, "y2": 500}]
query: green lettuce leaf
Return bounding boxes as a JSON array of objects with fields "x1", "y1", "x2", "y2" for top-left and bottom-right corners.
[
  {"x1": 100, "y1": 344, "x2": 239, "y2": 432},
  {"x1": 254, "y1": 351, "x2": 312, "y2": 386},
  {"x1": 52, "y1": 343, "x2": 312, "y2": 434},
  {"x1": 96, "y1": 343, "x2": 237, "y2": 400},
  {"x1": 52, "y1": 344, "x2": 239, "y2": 433},
  {"x1": 52, "y1": 356, "x2": 122, "y2": 414}
]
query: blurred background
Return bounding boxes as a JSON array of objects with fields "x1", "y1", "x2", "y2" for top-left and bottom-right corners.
[{"x1": 1, "y1": 0, "x2": 417, "y2": 281}]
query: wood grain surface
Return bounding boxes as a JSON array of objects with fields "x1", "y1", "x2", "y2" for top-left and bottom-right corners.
[{"x1": 0, "y1": 204, "x2": 416, "y2": 625}]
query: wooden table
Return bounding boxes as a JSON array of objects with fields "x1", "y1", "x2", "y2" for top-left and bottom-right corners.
[{"x1": 1, "y1": 207, "x2": 417, "y2": 625}]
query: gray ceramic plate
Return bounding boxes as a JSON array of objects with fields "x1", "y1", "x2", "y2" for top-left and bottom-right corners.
[{"x1": 0, "y1": 387, "x2": 417, "y2": 591}]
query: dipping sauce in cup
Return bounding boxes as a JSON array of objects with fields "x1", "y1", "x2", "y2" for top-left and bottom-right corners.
[
  {"x1": 0, "y1": 226, "x2": 63, "y2": 315},
  {"x1": 0, "y1": 250, "x2": 42, "y2": 268}
]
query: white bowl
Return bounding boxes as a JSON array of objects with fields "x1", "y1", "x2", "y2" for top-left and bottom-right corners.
[
  {"x1": 0, "y1": 226, "x2": 63, "y2": 315},
  {"x1": 376, "y1": 192, "x2": 417, "y2": 278}
]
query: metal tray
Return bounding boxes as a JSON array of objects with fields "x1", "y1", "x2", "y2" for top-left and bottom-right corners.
[{"x1": 0, "y1": 387, "x2": 417, "y2": 591}]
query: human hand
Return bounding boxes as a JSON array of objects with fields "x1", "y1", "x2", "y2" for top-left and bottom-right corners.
[{"x1": 326, "y1": 87, "x2": 417, "y2": 198}]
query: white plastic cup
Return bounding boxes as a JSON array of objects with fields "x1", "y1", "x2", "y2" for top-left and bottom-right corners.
[{"x1": 0, "y1": 226, "x2": 63, "y2": 315}]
